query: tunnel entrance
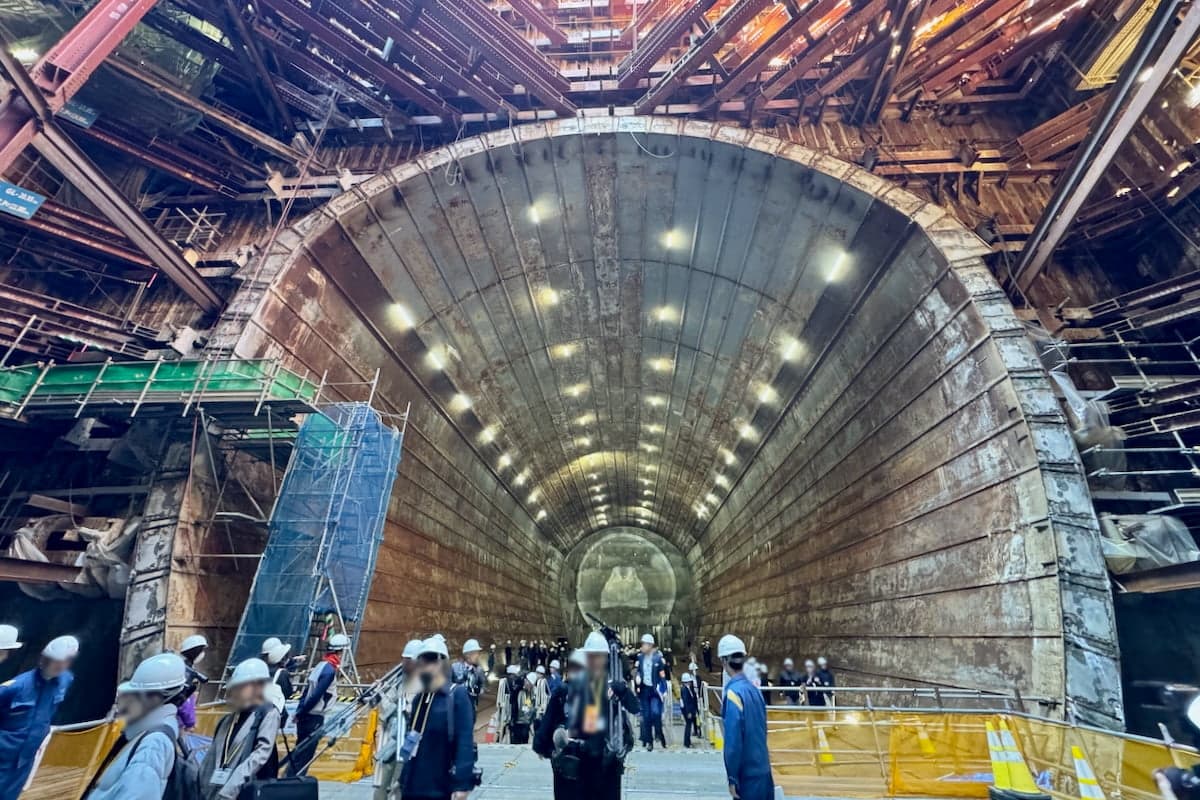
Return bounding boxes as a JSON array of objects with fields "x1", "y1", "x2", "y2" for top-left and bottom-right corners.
[
  {"x1": 221, "y1": 117, "x2": 1123, "y2": 728},
  {"x1": 559, "y1": 527, "x2": 697, "y2": 649}
]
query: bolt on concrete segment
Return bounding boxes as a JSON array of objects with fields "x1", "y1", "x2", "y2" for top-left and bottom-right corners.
[{"x1": 321, "y1": 743, "x2": 734, "y2": 799}]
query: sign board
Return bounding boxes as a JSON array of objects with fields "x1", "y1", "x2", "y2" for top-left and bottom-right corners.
[
  {"x1": 57, "y1": 100, "x2": 99, "y2": 128},
  {"x1": 0, "y1": 181, "x2": 46, "y2": 220}
]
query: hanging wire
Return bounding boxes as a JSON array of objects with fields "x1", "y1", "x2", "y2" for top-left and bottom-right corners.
[{"x1": 629, "y1": 130, "x2": 675, "y2": 159}]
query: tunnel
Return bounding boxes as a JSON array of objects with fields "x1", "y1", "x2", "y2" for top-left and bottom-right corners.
[{"x1": 220, "y1": 117, "x2": 1122, "y2": 729}]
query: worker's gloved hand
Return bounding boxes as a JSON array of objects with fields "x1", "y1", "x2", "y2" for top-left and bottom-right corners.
[{"x1": 610, "y1": 679, "x2": 629, "y2": 698}]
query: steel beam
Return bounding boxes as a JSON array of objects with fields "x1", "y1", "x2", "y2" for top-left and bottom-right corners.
[
  {"x1": 506, "y1": 0, "x2": 569, "y2": 46},
  {"x1": 700, "y1": 9, "x2": 815, "y2": 108},
  {"x1": 1013, "y1": 0, "x2": 1200, "y2": 292},
  {"x1": 0, "y1": 556, "x2": 83, "y2": 585},
  {"x1": 758, "y1": 0, "x2": 888, "y2": 102},
  {"x1": 618, "y1": 0, "x2": 720, "y2": 89}
]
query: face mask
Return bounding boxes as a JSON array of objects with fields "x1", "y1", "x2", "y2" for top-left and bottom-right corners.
[{"x1": 419, "y1": 671, "x2": 434, "y2": 690}]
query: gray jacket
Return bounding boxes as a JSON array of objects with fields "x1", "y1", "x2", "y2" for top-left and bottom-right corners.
[
  {"x1": 84, "y1": 704, "x2": 178, "y2": 800},
  {"x1": 198, "y1": 704, "x2": 280, "y2": 800}
]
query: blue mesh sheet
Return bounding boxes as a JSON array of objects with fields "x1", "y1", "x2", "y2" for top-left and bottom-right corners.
[{"x1": 227, "y1": 403, "x2": 402, "y2": 668}]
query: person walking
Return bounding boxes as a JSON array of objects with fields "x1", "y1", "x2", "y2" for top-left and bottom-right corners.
[
  {"x1": 289, "y1": 632, "x2": 350, "y2": 776},
  {"x1": 198, "y1": 659, "x2": 281, "y2": 799},
  {"x1": 0, "y1": 635, "x2": 77, "y2": 800},
  {"x1": 397, "y1": 637, "x2": 477, "y2": 800},
  {"x1": 451, "y1": 639, "x2": 487, "y2": 711},
  {"x1": 702, "y1": 640, "x2": 713, "y2": 673},
  {"x1": 533, "y1": 649, "x2": 587, "y2": 800},
  {"x1": 83, "y1": 653, "x2": 188, "y2": 800},
  {"x1": 718, "y1": 635, "x2": 773, "y2": 800},
  {"x1": 680, "y1": 673, "x2": 700, "y2": 749},
  {"x1": 634, "y1": 633, "x2": 666, "y2": 751},
  {"x1": 373, "y1": 638, "x2": 422, "y2": 800}
]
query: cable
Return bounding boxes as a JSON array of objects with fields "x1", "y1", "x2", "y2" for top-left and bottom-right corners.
[{"x1": 629, "y1": 130, "x2": 675, "y2": 159}]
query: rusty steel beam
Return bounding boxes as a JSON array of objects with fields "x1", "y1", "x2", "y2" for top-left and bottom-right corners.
[
  {"x1": 634, "y1": 0, "x2": 774, "y2": 113},
  {"x1": 1013, "y1": 0, "x2": 1200, "y2": 292},
  {"x1": 222, "y1": 0, "x2": 293, "y2": 134},
  {"x1": 851, "y1": 0, "x2": 930, "y2": 124},
  {"x1": 758, "y1": 0, "x2": 888, "y2": 102},
  {"x1": 1117, "y1": 561, "x2": 1200, "y2": 594},
  {"x1": 0, "y1": 557, "x2": 83, "y2": 585},
  {"x1": 506, "y1": 0, "x2": 570, "y2": 46},
  {"x1": 701, "y1": 8, "x2": 816, "y2": 108},
  {"x1": 801, "y1": 35, "x2": 890, "y2": 110},
  {"x1": 69, "y1": 124, "x2": 236, "y2": 194},
  {"x1": 619, "y1": 0, "x2": 675, "y2": 47},
  {"x1": 618, "y1": 0, "x2": 721, "y2": 89}
]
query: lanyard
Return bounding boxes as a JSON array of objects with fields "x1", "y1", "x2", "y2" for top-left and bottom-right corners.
[{"x1": 411, "y1": 693, "x2": 436, "y2": 736}]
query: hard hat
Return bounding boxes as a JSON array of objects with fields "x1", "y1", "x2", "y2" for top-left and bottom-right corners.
[
  {"x1": 0, "y1": 625, "x2": 22, "y2": 651},
  {"x1": 536, "y1": 665, "x2": 546, "y2": 675},
  {"x1": 418, "y1": 637, "x2": 449, "y2": 659},
  {"x1": 681, "y1": 672, "x2": 695, "y2": 682},
  {"x1": 717, "y1": 634, "x2": 746, "y2": 659},
  {"x1": 817, "y1": 656, "x2": 828, "y2": 667},
  {"x1": 507, "y1": 664, "x2": 520, "y2": 675},
  {"x1": 783, "y1": 658, "x2": 794, "y2": 667},
  {"x1": 180, "y1": 634, "x2": 208, "y2": 653},
  {"x1": 43, "y1": 635, "x2": 79, "y2": 661},
  {"x1": 526, "y1": 671, "x2": 538, "y2": 684},
  {"x1": 490, "y1": 644, "x2": 496, "y2": 649},
  {"x1": 118, "y1": 652, "x2": 187, "y2": 695},
  {"x1": 463, "y1": 638, "x2": 482, "y2": 655},
  {"x1": 689, "y1": 662, "x2": 698, "y2": 671},
  {"x1": 327, "y1": 633, "x2": 351, "y2": 651},
  {"x1": 267, "y1": 643, "x2": 292, "y2": 664},
  {"x1": 402, "y1": 639, "x2": 424, "y2": 659},
  {"x1": 228, "y1": 658, "x2": 271, "y2": 688},
  {"x1": 568, "y1": 649, "x2": 587, "y2": 668},
  {"x1": 549, "y1": 659, "x2": 561, "y2": 670},
  {"x1": 261, "y1": 637, "x2": 282, "y2": 655},
  {"x1": 804, "y1": 659, "x2": 816, "y2": 668},
  {"x1": 640, "y1": 633, "x2": 655, "y2": 645},
  {"x1": 583, "y1": 631, "x2": 609, "y2": 654},
  {"x1": 432, "y1": 633, "x2": 446, "y2": 642}
]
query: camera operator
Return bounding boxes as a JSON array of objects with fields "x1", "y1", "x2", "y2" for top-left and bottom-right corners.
[
  {"x1": 177, "y1": 634, "x2": 209, "y2": 734},
  {"x1": 534, "y1": 649, "x2": 587, "y2": 799},
  {"x1": 539, "y1": 631, "x2": 640, "y2": 800},
  {"x1": 397, "y1": 637, "x2": 478, "y2": 800}
]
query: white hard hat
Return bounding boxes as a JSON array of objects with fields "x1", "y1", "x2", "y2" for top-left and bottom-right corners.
[
  {"x1": 119, "y1": 652, "x2": 187, "y2": 695},
  {"x1": 180, "y1": 634, "x2": 208, "y2": 653},
  {"x1": 261, "y1": 637, "x2": 282, "y2": 655},
  {"x1": 507, "y1": 664, "x2": 520, "y2": 675},
  {"x1": 463, "y1": 638, "x2": 482, "y2": 655},
  {"x1": 267, "y1": 643, "x2": 292, "y2": 664},
  {"x1": 681, "y1": 672, "x2": 694, "y2": 682},
  {"x1": 583, "y1": 631, "x2": 609, "y2": 654},
  {"x1": 0, "y1": 625, "x2": 22, "y2": 651},
  {"x1": 689, "y1": 662, "x2": 698, "y2": 671},
  {"x1": 549, "y1": 659, "x2": 560, "y2": 670},
  {"x1": 402, "y1": 639, "x2": 424, "y2": 659},
  {"x1": 419, "y1": 637, "x2": 449, "y2": 659},
  {"x1": 817, "y1": 656, "x2": 828, "y2": 667},
  {"x1": 432, "y1": 633, "x2": 446, "y2": 642},
  {"x1": 228, "y1": 658, "x2": 271, "y2": 688},
  {"x1": 717, "y1": 634, "x2": 746, "y2": 659},
  {"x1": 640, "y1": 633, "x2": 655, "y2": 645},
  {"x1": 536, "y1": 665, "x2": 546, "y2": 675},
  {"x1": 526, "y1": 671, "x2": 538, "y2": 684},
  {"x1": 43, "y1": 635, "x2": 79, "y2": 661},
  {"x1": 327, "y1": 633, "x2": 351, "y2": 651},
  {"x1": 568, "y1": 649, "x2": 587, "y2": 668},
  {"x1": 783, "y1": 658, "x2": 794, "y2": 667},
  {"x1": 804, "y1": 659, "x2": 816, "y2": 668}
]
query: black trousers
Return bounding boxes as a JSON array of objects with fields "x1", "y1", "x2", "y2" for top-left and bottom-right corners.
[
  {"x1": 288, "y1": 713, "x2": 323, "y2": 777},
  {"x1": 683, "y1": 712, "x2": 697, "y2": 747},
  {"x1": 567, "y1": 757, "x2": 623, "y2": 800}
]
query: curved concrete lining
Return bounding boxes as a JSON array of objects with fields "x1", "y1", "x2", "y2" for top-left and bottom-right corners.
[{"x1": 220, "y1": 117, "x2": 1122, "y2": 726}]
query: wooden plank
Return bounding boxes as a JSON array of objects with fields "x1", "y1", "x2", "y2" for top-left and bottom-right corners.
[{"x1": 26, "y1": 493, "x2": 89, "y2": 517}]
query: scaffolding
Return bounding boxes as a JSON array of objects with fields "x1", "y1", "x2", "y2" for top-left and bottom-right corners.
[{"x1": 225, "y1": 402, "x2": 406, "y2": 683}]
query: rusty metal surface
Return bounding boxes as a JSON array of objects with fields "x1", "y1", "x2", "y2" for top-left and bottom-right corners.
[{"x1": 222, "y1": 117, "x2": 1123, "y2": 726}]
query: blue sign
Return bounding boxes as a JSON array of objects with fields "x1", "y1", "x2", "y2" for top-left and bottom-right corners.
[
  {"x1": 0, "y1": 181, "x2": 46, "y2": 220},
  {"x1": 57, "y1": 100, "x2": 99, "y2": 128}
]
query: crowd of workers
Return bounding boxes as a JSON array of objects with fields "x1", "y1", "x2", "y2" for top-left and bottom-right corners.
[{"x1": 0, "y1": 621, "x2": 790, "y2": 800}]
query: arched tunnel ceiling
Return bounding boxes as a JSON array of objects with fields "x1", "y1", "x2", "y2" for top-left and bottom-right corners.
[{"x1": 277, "y1": 119, "x2": 924, "y2": 553}]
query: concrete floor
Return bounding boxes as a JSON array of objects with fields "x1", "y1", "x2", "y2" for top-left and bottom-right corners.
[{"x1": 321, "y1": 743, "x2": 733, "y2": 799}]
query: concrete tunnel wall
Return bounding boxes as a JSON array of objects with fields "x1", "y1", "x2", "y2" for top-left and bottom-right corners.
[{"x1": 215, "y1": 117, "x2": 1122, "y2": 725}]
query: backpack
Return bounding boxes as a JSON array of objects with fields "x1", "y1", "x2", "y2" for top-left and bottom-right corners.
[{"x1": 84, "y1": 724, "x2": 200, "y2": 800}]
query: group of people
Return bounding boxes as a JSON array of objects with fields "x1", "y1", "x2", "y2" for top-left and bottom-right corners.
[{"x1": 765, "y1": 656, "x2": 837, "y2": 706}]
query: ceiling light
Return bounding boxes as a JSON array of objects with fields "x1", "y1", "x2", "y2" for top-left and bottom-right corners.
[
  {"x1": 514, "y1": 471, "x2": 529, "y2": 487},
  {"x1": 695, "y1": 507, "x2": 709, "y2": 519},
  {"x1": 653, "y1": 306, "x2": 677, "y2": 323},
  {"x1": 642, "y1": 489, "x2": 653, "y2": 496},
  {"x1": 705, "y1": 493, "x2": 719, "y2": 504},
  {"x1": 640, "y1": 442, "x2": 659, "y2": 452},
  {"x1": 478, "y1": 425, "x2": 498, "y2": 444},
  {"x1": 594, "y1": 494, "x2": 607, "y2": 502},
  {"x1": 720, "y1": 448, "x2": 737, "y2": 466},
  {"x1": 566, "y1": 383, "x2": 588, "y2": 397},
  {"x1": 769, "y1": 56, "x2": 786, "y2": 68},
  {"x1": 649, "y1": 357, "x2": 673, "y2": 372},
  {"x1": 528, "y1": 204, "x2": 542, "y2": 225},
  {"x1": 661, "y1": 229, "x2": 684, "y2": 249},
  {"x1": 640, "y1": 500, "x2": 652, "y2": 508},
  {"x1": 715, "y1": 474, "x2": 730, "y2": 489},
  {"x1": 426, "y1": 350, "x2": 445, "y2": 371},
  {"x1": 577, "y1": 436, "x2": 592, "y2": 447},
  {"x1": 553, "y1": 343, "x2": 576, "y2": 359},
  {"x1": 575, "y1": 413, "x2": 596, "y2": 426},
  {"x1": 528, "y1": 489, "x2": 541, "y2": 503},
  {"x1": 450, "y1": 393, "x2": 472, "y2": 412},
  {"x1": 587, "y1": 473, "x2": 599, "y2": 480},
  {"x1": 590, "y1": 484, "x2": 605, "y2": 492},
  {"x1": 536, "y1": 509, "x2": 547, "y2": 520},
  {"x1": 10, "y1": 47, "x2": 38, "y2": 65},
  {"x1": 1137, "y1": 67, "x2": 1153, "y2": 83},
  {"x1": 738, "y1": 423, "x2": 758, "y2": 440},
  {"x1": 826, "y1": 250, "x2": 849, "y2": 283},
  {"x1": 644, "y1": 423, "x2": 664, "y2": 434},
  {"x1": 596, "y1": 504, "x2": 610, "y2": 512},
  {"x1": 1167, "y1": 185, "x2": 1181, "y2": 199},
  {"x1": 638, "y1": 477, "x2": 652, "y2": 485},
  {"x1": 537, "y1": 287, "x2": 560, "y2": 307},
  {"x1": 498, "y1": 453, "x2": 513, "y2": 469},
  {"x1": 757, "y1": 384, "x2": 778, "y2": 404},
  {"x1": 643, "y1": 464, "x2": 658, "y2": 472},
  {"x1": 1188, "y1": 83, "x2": 1200, "y2": 108},
  {"x1": 780, "y1": 337, "x2": 804, "y2": 361},
  {"x1": 390, "y1": 303, "x2": 415, "y2": 329},
  {"x1": 646, "y1": 395, "x2": 666, "y2": 407}
]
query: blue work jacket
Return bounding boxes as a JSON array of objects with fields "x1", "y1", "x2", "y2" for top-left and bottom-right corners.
[
  {"x1": 0, "y1": 668, "x2": 73, "y2": 800},
  {"x1": 721, "y1": 671, "x2": 772, "y2": 792}
]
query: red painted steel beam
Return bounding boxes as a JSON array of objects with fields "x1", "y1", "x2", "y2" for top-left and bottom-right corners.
[
  {"x1": 0, "y1": 0, "x2": 159, "y2": 175},
  {"x1": 506, "y1": 0, "x2": 570, "y2": 46},
  {"x1": 634, "y1": 0, "x2": 774, "y2": 112},
  {"x1": 618, "y1": 0, "x2": 721, "y2": 89}
]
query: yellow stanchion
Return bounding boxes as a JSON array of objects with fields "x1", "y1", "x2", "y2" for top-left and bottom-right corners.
[
  {"x1": 917, "y1": 724, "x2": 937, "y2": 757},
  {"x1": 1071, "y1": 745, "x2": 1106, "y2": 800},
  {"x1": 987, "y1": 720, "x2": 1050, "y2": 800},
  {"x1": 986, "y1": 721, "x2": 1012, "y2": 791},
  {"x1": 817, "y1": 727, "x2": 836, "y2": 764}
]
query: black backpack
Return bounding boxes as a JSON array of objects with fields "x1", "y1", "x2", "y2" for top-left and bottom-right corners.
[{"x1": 84, "y1": 724, "x2": 200, "y2": 800}]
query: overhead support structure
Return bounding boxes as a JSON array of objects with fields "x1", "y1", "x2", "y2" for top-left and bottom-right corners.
[
  {"x1": 505, "y1": 0, "x2": 570, "y2": 46},
  {"x1": 849, "y1": 0, "x2": 930, "y2": 124},
  {"x1": 618, "y1": 0, "x2": 721, "y2": 89},
  {"x1": 1012, "y1": 0, "x2": 1200, "y2": 292},
  {"x1": 758, "y1": 0, "x2": 888, "y2": 102},
  {"x1": 0, "y1": 49, "x2": 222, "y2": 312},
  {"x1": 0, "y1": 556, "x2": 83, "y2": 585}
]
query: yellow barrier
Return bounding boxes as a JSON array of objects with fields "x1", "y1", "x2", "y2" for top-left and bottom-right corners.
[
  {"x1": 23, "y1": 703, "x2": 378, "y2": 797},
  {"x1": 757, "y1": 708, "x2": 1198, "y2": 800}
]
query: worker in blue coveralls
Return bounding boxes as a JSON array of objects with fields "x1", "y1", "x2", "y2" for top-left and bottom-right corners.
[
  {"x1": 288, "y1": 631, "x2": 350, "y2": 776},
  {"x1": 634, "y1": 633, "x2": 667, "y2": 751},
  {"x1": 718, "y1": 633, "x2": 773, "y2": 800},
  {"x1": 0, "y1": 634, "x2": 79, "y2": 800}
]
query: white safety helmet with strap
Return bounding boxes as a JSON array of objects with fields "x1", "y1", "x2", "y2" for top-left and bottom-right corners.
[
  {"x1": 681, "y1": 672, "x2": 695, "y2": 683},
  {"x1": 568, "y1": 649, "x2": 587, "y2": 669},
  {"x1": 327, "y1": 633, "x2": 351, "y2": 651},
  {"x1": 419, "y1": 637, "x2": 449, "y2": 659},
  {"x1": 526, "y1": 671, "x2": 538, "y2": 685},
  {"x1": 583, "y1": 631, "x2": 609, "y2": 654},
  {"x1": 402, "y1": 639, "x2": 424, "y2": 659},
  {"x1": 266, "y1": 643, "x2": 292, "y2": 665},
  {"x1": 640, "y1": 633, "x2": 655, "y2": 646},
  {"x1": 119, "y1": 653, "x2": 187, "y2": 696},
  {"x1": 228, "y1": 658, "x2": 271, "y2": 689},
  {"x1": 261, "y1": 637, "x2": 282, "y2": 655},
  {"x1": 462, "y1": 638, "x2": 482, "y2": 655},
  {"x1": 0, "y1": 625, "x2": 22, "y2": 651},
  {"x1": 507, "y1": 664, "x2": 521, "y2": 675},
  {"x1": 180, "y1": 634, "x2": 208, "y2": 653},
  {"x1": 717, "y1": 634, "x2": 746, "y2": 659},
  {"x1": 43, "y1": 635, "x2": 79, "y2": 661},
  {"x1": 549, "y1": 659, "x2": 560, "y2": 670}
]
